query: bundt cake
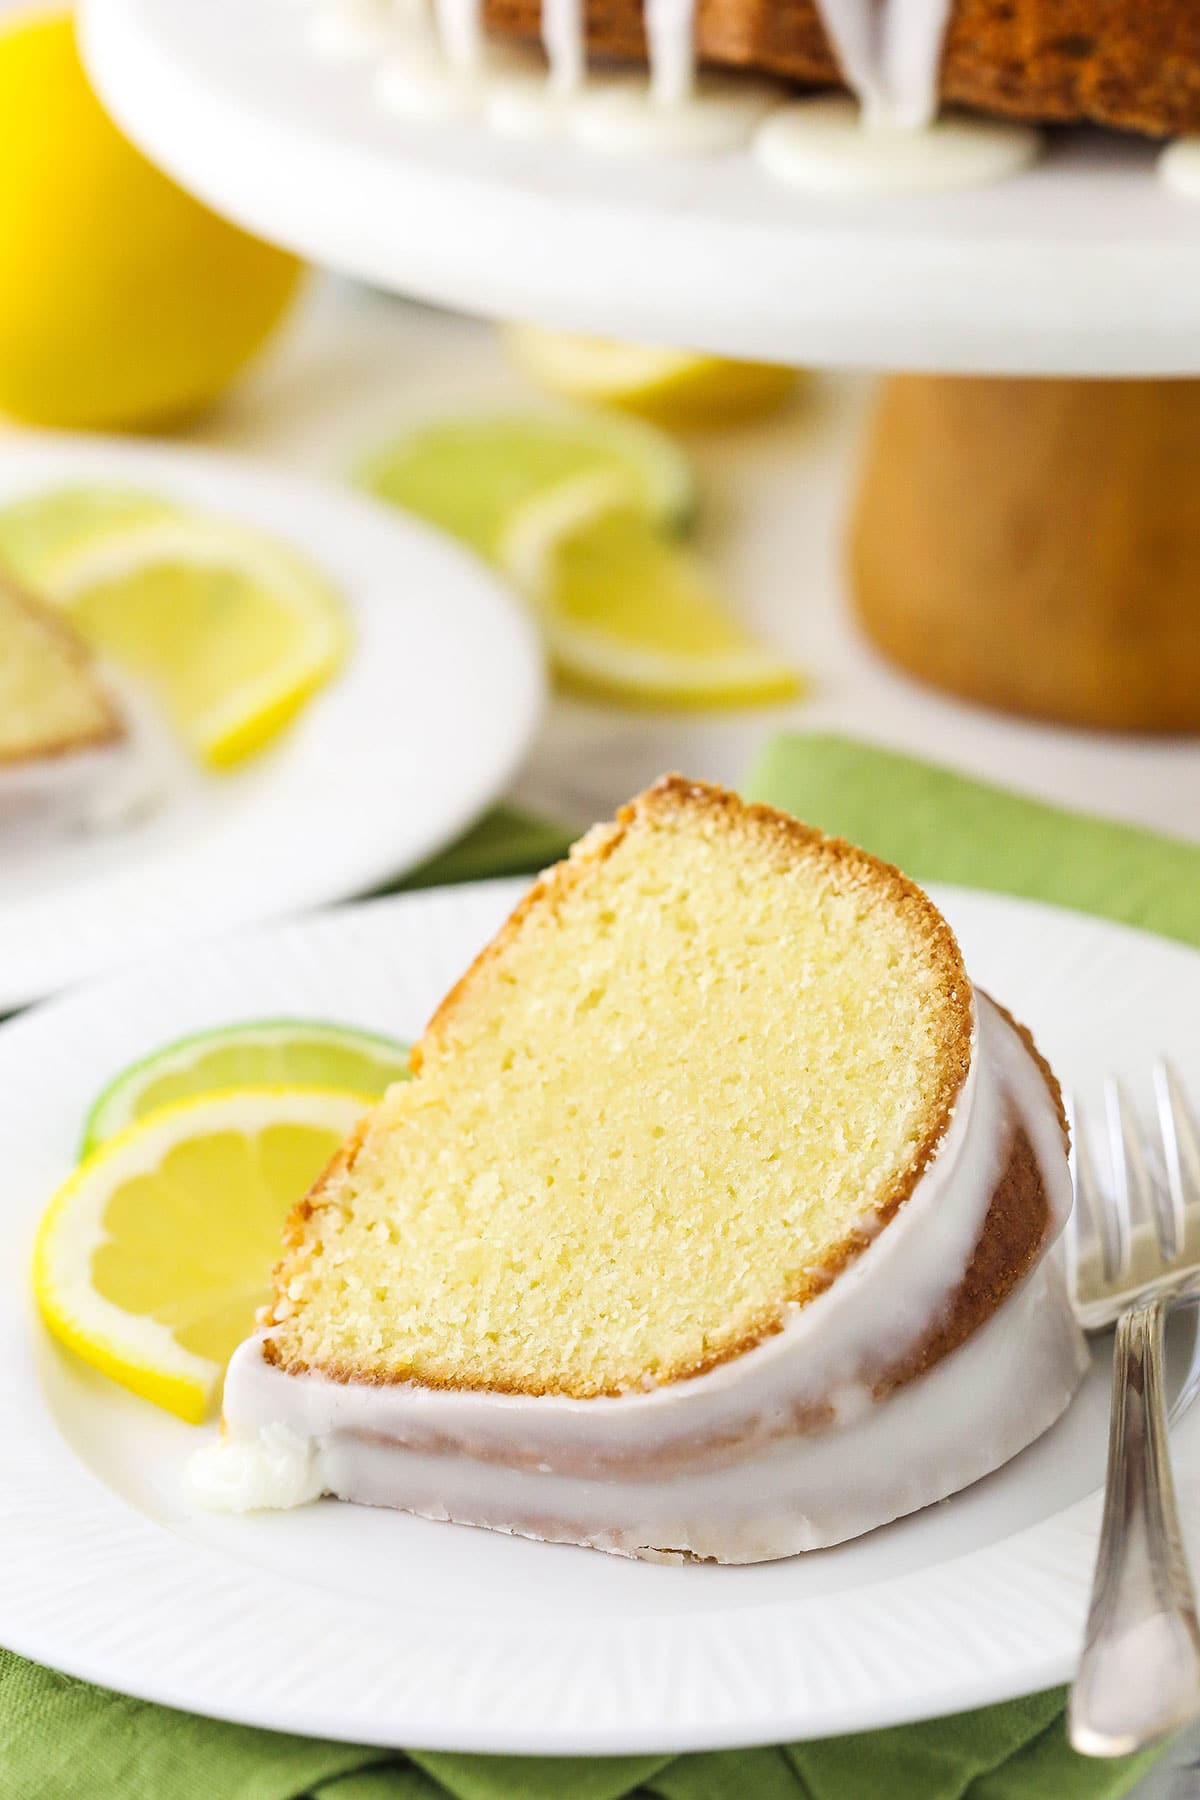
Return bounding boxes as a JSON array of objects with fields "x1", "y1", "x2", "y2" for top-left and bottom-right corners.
[
  {"x1": 205, "y1": 777, "x2": 1086, "y2": 1561},
  {"x1": 482, "y1": 0, "x2": 1200, "y2": 136}
]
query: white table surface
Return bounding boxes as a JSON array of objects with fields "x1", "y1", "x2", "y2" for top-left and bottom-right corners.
[{"x1": 8, "y1": 277, "x2": 1200, "y2": 1781}]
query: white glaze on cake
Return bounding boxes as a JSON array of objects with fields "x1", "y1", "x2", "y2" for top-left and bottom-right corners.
[
  {"x1": 300, "y1": 0, "x2": 1046, "y2": 187},
  {"x1": 541, "y1": 0, "x2": 583, "y2": 92},
  {"x1": 568, "y1": 71, "x2": 780, "y2": 155},
  {"x1": 1159, "y1": 137, "x2": 1200, "y2": 199},
  {"x1": 815, "y1": 0, "x2": 953, "y2": 129},
  {"x1": 434, "y1": 0, "x2": 483, "y2": 70},
  {"x1": 755, "y1": 97, "x2": 1042, "y2": 196},
  {"x1": 0, "y1": 668, "x2": 172, "y2": 847},
  {"x1": 196, "y1": 995, "x2": 1088, "y2": 1561}
]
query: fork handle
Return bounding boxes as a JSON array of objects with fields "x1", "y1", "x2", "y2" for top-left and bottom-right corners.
[{"x1": 1070, "y1": 1298, "x2": 1200, "y2": 1756}]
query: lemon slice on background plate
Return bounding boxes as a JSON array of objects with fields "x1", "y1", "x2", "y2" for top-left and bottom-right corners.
[
  {"x1": 36, "y1": 513, "x2": 349, "y2": 768},
  {"x1": 355, "y1": 410, "x2": 695, "y2": 558},
  {"x1": 81, "y1": 1018, "x2": 411, "y2": 1155},
  {"x1": 0, "y1": 485, "x2": 175, "y2": 589},
  {"x1": 500, "y1": 474, "x2": 804, "y2": 709},
  {"x1": 34, "y1": 1085, "x2": 369, "y2": 1423},
  {"x1": 504, "y1": 324, "x2": 802, "y2": 425}
]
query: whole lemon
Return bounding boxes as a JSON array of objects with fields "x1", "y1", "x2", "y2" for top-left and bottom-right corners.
[{"x1": 0, "y1": 10, "x2": 303, "y2": 430}]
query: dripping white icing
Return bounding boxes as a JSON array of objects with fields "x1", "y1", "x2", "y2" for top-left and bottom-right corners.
[
  {"x1": 305, "y1": 0, "x2": 1045, "y2": 191},
  {"x1": 645, "y1": 0, "x2": 696, "y2": 107},
  {"x1": 882, "y1": 0, "x2": 955, "y2": 130},
  {"x1": 813, "y1": 0, "x2": 953, "y2": 131},
  {"x1": 1159, "y1": 137, "x2": 1200, "y2": 199},
  {"x1": 569, "y1": 72, "x2": 780, "y2": 156},
  {"x1": 540, "y1": 0, "x2": 584, "y2": 95},
  {"x1": 432, "y1": 0, "x2": 482, "y2": 71},
  {"x1": 755, "y1": 96, "x2": 1042, "y2": 194}
]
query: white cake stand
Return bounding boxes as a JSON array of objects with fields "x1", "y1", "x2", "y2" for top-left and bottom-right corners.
[{"x1": 80, "y1": 0, "x2": 1200, "y2": 376}]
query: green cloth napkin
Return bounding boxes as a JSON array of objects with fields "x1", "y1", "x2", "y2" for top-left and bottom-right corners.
[
  {"x1": 386, "y1": 807, "x2": 577, "y2": 894},
  {"x1": 6, "y1": 740, "x2": 1196, "y2": 1800},
  {"x1": 746, "y1": 735, "x2": 1200, "y2": 953}
]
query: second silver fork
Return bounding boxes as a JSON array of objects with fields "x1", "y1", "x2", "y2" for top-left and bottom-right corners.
[{"x1": 1068, "y1": 1065, "x2": 1200, "y2": 1758}]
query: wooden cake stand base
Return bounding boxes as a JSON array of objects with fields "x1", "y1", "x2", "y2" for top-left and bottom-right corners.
[{"x1": 849, "y1": 375, "x2": 1200, "y2": 734}]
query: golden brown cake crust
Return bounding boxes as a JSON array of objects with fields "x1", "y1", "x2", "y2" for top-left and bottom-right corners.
[
  {"x1": 0, "y1": 573, "x2": 123, "y2": 766},
  {"x1": 482, "y1": 0, "x2": 1200, "y2": 136},
  {"x1": 264, "y1": 778, "x2": 1009, "y2": 1399}
]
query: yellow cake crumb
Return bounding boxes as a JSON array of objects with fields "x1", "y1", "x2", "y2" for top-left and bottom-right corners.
[{"x1": 263, "y1": 777, "x2": 972, "y2": 1398}]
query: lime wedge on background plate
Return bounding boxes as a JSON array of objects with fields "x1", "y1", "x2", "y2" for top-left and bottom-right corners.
[
  {"x1": 34, "y1": 1085, "x2": 370, "y2": 1422},
  {"x1": 38, "y1": 511, "x2": 349, "y2": 768},
  {"x1": 81, "y1": 1017, "x2": 411, "y2": 1154},
  {"x1": 0, "y1": 485, "x2": 176, "y2": 589},
  {"x1": 500, "y1": 472, "x2": 804, "y2": 710},
  {"x1": 355, "y1": 410, "x2": 696, "y2": 558},
  {"x1": 503, "y1": 324, "x2": 802, "y2": 425}
]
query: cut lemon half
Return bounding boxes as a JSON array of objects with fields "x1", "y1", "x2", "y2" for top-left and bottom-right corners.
[
  {"x1": 355, "y1": 410, "x2": 695, "y2": 558},
  {"x1": 81, "y1": 1018, "x2": 411, "y2": 1155},
  {"x1": 504, "y1": 324, "x2": 801, "y2": 425},
  {"x1": 500, "y1": 474, "x2": 804, "y2": 709},
  {"x1": 38, "y1": 513, "x2": 349, "y2": 767},
  {"x1": 34, "y1": 1085, "x2": 369, "y2": 1423}
]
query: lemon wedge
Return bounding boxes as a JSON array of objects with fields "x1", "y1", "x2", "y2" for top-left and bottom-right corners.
[
  {"x1": 504, "y1": 324, "x2": 801, "y2": 425},
  {"x1": 81, "y1": 1018, "x2": 410, "y2": 1154},
  {"x1": 36, "y1": 513, "x2": 348, "y2": 768},
  {"x1": 356, "y1": 410, "x2": 695, "y2": 558},
  {"x1": 500, "y1": 475, "x2": 804, "y2": 709},
  {"x1": 34, "y1": 1086, "x2": 369, "y2": 1422}
]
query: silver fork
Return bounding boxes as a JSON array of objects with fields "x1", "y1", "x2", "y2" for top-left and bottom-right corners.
[{"x1": 1067, "y1": 1065, "x2": 1200, "y2": 1757}]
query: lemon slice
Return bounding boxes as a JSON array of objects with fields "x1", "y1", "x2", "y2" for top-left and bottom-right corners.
[
  {"x1": 81, "y1": 1018, "x2": 411, "y2": 1154},
  {"x1": 500, "y1": 475, "x2": 804, "y2": 709},
  {"x1": 0, "y1": 485, "x2": 175, "y2": 589},
  {"x1": 38, "y1": 513, "x2": 349, "y2": 768},
  {"x1": 34, "y1": 1085, "x2": 369, "y2": 1422},
  {"x1": 355, "y1": 410, "x2": 695, "y2": 558},
  {"x1": 504, "y1": 324, "x2": 801, "y2": 425}
]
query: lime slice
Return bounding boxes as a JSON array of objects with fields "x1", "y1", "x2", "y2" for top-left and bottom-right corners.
[
  {"x1": 39, "y1": 513, "x2": 349, "y2": 768},
  {"x1": 0, "y1": 485, "x2": 175, "y2": 589},
  {"x1": 501, "y1": 474, "x2": 804, "y2": 709},
  {"x1": 82, "y1": 1018, "x2": 411, "y2": 1155},
  {"x1": 355, "y1": 410, "x2": 695, "y2": 558},
  {"x1": 34, "y1": 1085, "x2": 369, "y2": 1421},
  {"x1": 504, "y1": 324, "x2": 801, "y2": 425}
]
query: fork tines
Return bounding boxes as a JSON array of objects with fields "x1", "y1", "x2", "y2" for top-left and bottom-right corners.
[{"x1": 1068, "y1": 1062, "x2": 1200, "y2": 1295}]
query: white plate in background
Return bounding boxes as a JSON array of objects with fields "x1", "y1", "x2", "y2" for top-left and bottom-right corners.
[{"x1": 0, "y1": 435, "x2": 544, "y2": 1008}]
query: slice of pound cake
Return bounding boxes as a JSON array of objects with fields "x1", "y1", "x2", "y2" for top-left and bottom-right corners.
[
  {"x1": 206, "y1": 778, "x2": 1086, "y2": 1561},
  {"x1": 0, "y1": 573, "x2": 122, "y2": 769}
]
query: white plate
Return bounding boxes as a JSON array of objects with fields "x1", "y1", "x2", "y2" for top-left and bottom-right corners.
[
  {"x1": 4, "y1": 878, "x2": 1200, "y2": 1752},
  {"x1": 0, "y1": 436, "x2": 544, "y2": 1010},
  {"x1": 81, "y1": 0, "x2": 1200, "y2": 376}
]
